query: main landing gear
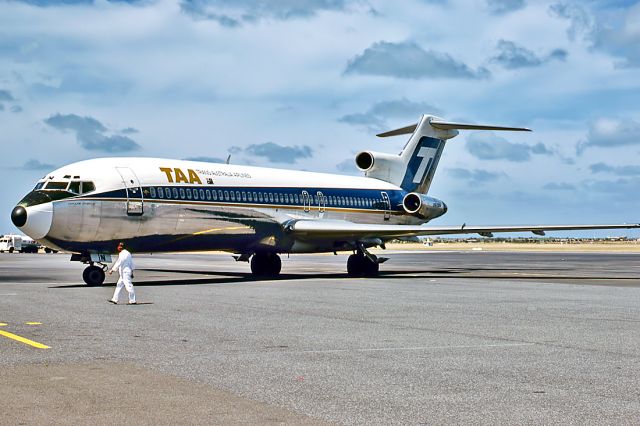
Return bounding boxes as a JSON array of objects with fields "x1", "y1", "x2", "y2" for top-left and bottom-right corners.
[
  {"x1": 346, "y1": 244, "x2": 387, "y2": 277},
  {"x1": 250, "y1": 252, "x2": 282, "y2": 277}
]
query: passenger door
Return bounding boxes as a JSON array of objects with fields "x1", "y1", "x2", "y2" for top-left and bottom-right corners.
[
  {"x1": 116, "y1": 167, "x2": 144, "y2": 216},
  {"x1": 301, "y1": 190, "x2": 311, "y2": 213},
  {"x1": 316, "y1": 191, "x2": 326, "y2": 219},
  {"x1": 381, "y1": 191, "x2": 391, "y2": 221}
]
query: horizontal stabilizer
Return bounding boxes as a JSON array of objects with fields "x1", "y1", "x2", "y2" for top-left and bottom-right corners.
[
  {"x1": 376, "y1": 118, "x2": 531, "y2": 137},
  {"x1": 376, "y1": 123, "x2": 417, "y2": 138},
  {"x1": 430, "y1": 120, "x2": 531, "y2": 132}
]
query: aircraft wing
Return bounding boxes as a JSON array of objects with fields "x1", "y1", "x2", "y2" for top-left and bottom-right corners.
[{"x1": 287, "y1": 220, "x2": 640, "y2": 239}]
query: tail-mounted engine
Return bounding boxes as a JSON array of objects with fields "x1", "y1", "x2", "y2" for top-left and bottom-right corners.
[
  {"x1": 355, "y1": 151, "x2": 405, "y2": 184},
  {"x1": 402, "y1": 193, "x2": 447, "y2": 220}
]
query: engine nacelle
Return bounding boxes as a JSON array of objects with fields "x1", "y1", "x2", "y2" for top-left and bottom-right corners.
[
  {"x1": 402, "y1": 193, "x2": 447, "y2": 220},
  {"x1": 355, "y1": 151, "x2": 405, "y2": 184}
]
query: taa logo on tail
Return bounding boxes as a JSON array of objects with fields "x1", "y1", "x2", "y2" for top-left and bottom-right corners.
[
  {"x1": 400, "y1": 136, "x2": 445, "y2": 193},
  {"x1": 412, "y1": 146, "x2": 438, "y2": 184}
]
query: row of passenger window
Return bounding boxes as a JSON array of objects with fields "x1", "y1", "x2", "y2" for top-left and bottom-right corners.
[{"x1": 147, "y1": 187, "x2": 383, "y2": 209}]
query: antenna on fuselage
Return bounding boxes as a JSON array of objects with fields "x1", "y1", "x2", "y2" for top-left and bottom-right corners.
[{"x1": 226, "y1": 154, "x2": 231, "y2": 165}]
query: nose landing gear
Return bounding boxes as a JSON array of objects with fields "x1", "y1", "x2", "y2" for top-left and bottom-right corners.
[
  {"x1": 70, "y1": 253, "x2": 110, "y2": 286},
  {"x1": 83, "y1": 264, "x2": 106, "y2": 286}
]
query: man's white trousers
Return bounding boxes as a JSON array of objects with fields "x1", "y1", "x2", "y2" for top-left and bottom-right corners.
[{"x1": 112, "y1": 267, "x2": 136, "y2": 304}]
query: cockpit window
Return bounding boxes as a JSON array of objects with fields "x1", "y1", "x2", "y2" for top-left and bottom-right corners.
[
  {"x1": 68, "y1": 182, "x2": 81, "y2": 194},
  {"x1": 45, "y1": 181, "x2": 68, "y2": 190},
  {"x1": 81, "y1": 182, "x2": 95, "y2": 194},
  {"x1": 41, "y1": 180, "x2": 95, "y2": 194}
]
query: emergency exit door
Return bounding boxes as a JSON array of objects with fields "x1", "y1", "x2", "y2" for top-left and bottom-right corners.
[
  {"x1": 381, "y1": 191, "x2": 391, "y2": 221},
  {"x1": 116, "y1": 167, "x2": 144, "y2": 216}
]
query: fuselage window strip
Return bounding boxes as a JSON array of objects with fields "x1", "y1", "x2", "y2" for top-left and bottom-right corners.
[{"x1": 125, "y1": 186, "x2": 402, "y2": 212}]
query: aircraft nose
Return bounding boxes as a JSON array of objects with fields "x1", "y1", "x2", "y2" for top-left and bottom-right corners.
[
  {"x1": 11, "y1": 206, "x2": 27, "y2": 227},
  {"x1": 12, "y1": 203, "x2": 53, "y2": 239}
]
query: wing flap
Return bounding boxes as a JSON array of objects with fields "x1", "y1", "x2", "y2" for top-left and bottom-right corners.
[{"x1": 289, "y1": 220, "x2": 640, "y2": 240}]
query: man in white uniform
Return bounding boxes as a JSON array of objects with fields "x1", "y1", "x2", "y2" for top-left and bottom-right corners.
[{"x1": 108, "y1": 242, "x2": 137, "y2": 305}]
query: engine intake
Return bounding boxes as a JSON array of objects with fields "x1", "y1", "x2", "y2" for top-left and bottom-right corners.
[
  {"x1": 402, "y1": 193, "x2": 447, "y2": 220},
  {"x1": 354, "y1": 151, "x2": 406, "y2": 184},
  {"x1": 355, "y1": 152, "x2": 374, "y2": 171}
]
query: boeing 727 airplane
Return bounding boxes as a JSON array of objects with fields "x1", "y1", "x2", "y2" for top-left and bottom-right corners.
[{"x1": 10, "y1": 114, "x2": 639, "y2": 285}]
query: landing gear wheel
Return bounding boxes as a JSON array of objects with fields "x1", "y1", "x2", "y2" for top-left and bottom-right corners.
[
  {"x1": 364, "y1": 258, "x2": 379, "y2": 276},
  {"x1": 347, "y1": 254, "x2": 379, "y2": 277},
  {"x1": 251, "y1": 253, "x2": 282, "y2": 277},
  {"x1": 83, "y1": 265, "x2": 105, "y2": 286},
  {"x1": 347, "y1": 254, "x2": 364, "y2": 276}
]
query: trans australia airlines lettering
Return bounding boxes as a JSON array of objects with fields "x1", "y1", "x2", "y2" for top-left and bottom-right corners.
[{"x1": 159, "y1": 167, "x2": 202, "y2": 184}]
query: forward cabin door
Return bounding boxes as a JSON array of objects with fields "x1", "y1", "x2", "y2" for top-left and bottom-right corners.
[
  {"x1": 301, "y1": 190, "x2": 311, "y2": 213},
  {"x1": 116, "y1": 167, "x2": 144, "y2": 216}
]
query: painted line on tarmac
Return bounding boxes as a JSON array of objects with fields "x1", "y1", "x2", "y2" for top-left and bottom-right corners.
[
  {"x1": 286, "y1": 342, "x2": 535, "y2": 354},
  {"x1": 0, "y1": 329, "x2": 50, "y2": 349},
  {"x1": 26, "y1": 322, "x2": 42, "y2": 325}
]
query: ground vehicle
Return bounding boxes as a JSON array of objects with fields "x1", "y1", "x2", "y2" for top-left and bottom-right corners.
[
  {"x1": 0, "y1": 234, "x2": 22, "y2": 253},
  {"x1": 20, "y1": 236, "x2": 39, "y2": 253}
]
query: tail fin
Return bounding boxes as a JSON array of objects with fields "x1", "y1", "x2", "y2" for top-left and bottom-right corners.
[{"x1": 377, "y1": 115, "x2": 530, "y2": 194}]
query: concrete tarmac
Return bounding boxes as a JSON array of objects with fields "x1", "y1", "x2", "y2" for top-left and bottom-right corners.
[{"x1": 1, "y1": 250, "x2": 640, "y2": 425}]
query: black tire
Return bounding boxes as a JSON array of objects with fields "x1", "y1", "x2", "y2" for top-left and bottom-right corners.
[
  {"x1": 347, "y1": 254, "x2": 364, "y2": 277},
  {"x1": 44, "y1": 248, "x2": 51, "y2": 254},
  {"x1": 83, "y1": 266, "x2": 105, "y2": 286},
  {"x1": 251, "y1": 253, "x2": 281, "y2": 277},
  {"x1": 347, "y1": 254, "x2": 379, "y2": 277},
  {"x1": 363, "y1": 258, "x2": 379, "y2": 276},
  {"x1": 9, "y1": 247, "x2": 14, "y2": 253},
  {"x1": 268, "y1": 254, "x2": 282, "y2": 275},
  {"x1": 250, "y1": 254, "x2": 266, "y2": 276}
]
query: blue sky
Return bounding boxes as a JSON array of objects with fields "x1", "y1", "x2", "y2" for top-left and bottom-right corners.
[{"x1": 1, "y1": 0, "x2": 639, "y2": 237}]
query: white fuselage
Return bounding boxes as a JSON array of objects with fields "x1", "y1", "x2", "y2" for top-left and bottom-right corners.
[{"x1": 14, "y1": 157, "x2": 438, "y2": 255}]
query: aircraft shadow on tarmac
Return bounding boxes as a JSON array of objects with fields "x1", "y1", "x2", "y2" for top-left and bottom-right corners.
[{"x1": 47, "y1": 266, "x2": 637, "y2": 288}]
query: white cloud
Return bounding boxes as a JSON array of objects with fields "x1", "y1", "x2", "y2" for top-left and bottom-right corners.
[
  {"x1": 345, "y1": 41, "x2": 490, "y2": 79},
  {"x1": 0, "y1": 0, "x2": 638, "y2": 234},
  {"x1": 466, "y1": 132, "x2": 555, "y2": 162},
  {"x1": 577, "y1": 117, "x2": 640, "y2": 154}
]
